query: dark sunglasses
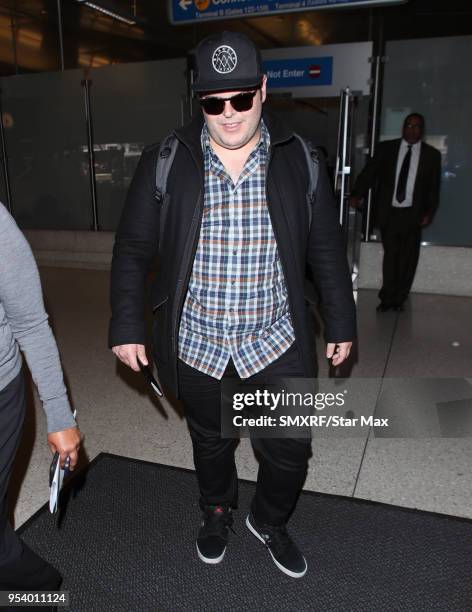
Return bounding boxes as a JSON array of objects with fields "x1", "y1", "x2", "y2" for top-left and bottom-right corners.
[{"x1": 199, "y1": 90, "x2": 259, "y2": 115}]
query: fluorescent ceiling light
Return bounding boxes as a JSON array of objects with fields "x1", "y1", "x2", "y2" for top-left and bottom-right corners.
[{"x1": 77, "y1": 1, "x2": 136, "y2": 25}]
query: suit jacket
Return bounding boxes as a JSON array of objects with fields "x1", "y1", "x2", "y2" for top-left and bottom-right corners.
[{"x1": 352, "y1": 139, "x2": 441, "y2": 229}]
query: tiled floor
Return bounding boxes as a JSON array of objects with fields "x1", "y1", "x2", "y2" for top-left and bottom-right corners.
[{"x1": 10, "y1": 267, "x2": 472, "y2": 528}]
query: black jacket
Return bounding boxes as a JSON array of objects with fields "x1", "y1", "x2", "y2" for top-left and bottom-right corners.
[
  {"x1": 109, "y1": 111, "x2": 356, "y2": 397},
  {"x1": 352, "y1": 139, "x2": 441, "y2": 229}
]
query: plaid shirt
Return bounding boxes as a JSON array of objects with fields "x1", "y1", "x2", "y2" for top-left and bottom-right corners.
[{"x1": 178, "y1": 121, "x2": 295, "y2": 379}]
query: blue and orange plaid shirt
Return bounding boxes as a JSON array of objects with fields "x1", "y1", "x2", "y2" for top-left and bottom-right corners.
[{"x1": 178, "y1": 121, "x2": 295, "y2": 379}]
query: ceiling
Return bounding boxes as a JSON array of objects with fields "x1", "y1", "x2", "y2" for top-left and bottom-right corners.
[{"x1": 0, "y1": 0, "x2": 471, "y2": 75}]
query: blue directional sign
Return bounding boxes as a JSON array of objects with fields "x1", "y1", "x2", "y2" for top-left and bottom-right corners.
[
  {"x1": 169, "y1": 0, "x2": 407, "y2": 25},
  {"x1": 264, "y1": 57, "x2": 333, "y2": 88}
]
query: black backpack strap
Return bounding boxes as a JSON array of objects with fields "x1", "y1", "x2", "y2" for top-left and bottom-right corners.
[
  {"x1": 294, "y1": 133, "x2": 319, "y2": 231},
  {"x1": 155, "y1": 133, "x2": 179, "y2": 203}
]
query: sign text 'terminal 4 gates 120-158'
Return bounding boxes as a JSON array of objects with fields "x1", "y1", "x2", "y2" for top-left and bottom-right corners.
[{"x1": 169, "y1": 0, "x2": 407, "y2": 25}]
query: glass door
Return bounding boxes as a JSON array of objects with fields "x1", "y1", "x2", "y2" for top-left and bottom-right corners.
[
  {"x1": 335, "y1": 88, "x2": 362, "y2": 293},
  {"x1": 266, "y1": 89, "x2": 366, "y2": 293}
]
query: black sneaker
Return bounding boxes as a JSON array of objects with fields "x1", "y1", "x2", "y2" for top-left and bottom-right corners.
[
  {"x1": 196, "y1": 505, "x2": 234, "y2": 564},
  {"x1": 246, "y1": 512, "x2": 307, "y2": 578}
]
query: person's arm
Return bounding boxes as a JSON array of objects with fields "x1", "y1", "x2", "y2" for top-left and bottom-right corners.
[
  {"x1": 109, "y1": 146, "x2": 161, "y2": 370},
  {"x1": 0, "y1": 205, "x2": 80, "y2": 468},
  {"x1": 306, "y1": 151, "x2": 357, "y2": 364},
  {"x1": 350, "y1": 142, "x2": 386, "y2": 206},
  {"x1": 421, "y1": 148, "x2": 442, "y2": 226}
]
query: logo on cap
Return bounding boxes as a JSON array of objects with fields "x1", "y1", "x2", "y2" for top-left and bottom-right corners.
[{"x1": 212, "y1": 45, "x2": 238, "y2": 74}]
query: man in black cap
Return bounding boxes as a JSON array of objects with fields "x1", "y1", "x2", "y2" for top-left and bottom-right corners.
[{"x1": 109, "y1": 31, "x2": 356, "y2": 578}]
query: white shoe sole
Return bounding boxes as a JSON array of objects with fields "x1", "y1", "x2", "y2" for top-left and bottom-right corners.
[
  {"x1": 245, "y1": 515, "x2": 307, "y2": 578},
  {"x1": 196, "y1": 542, "x2": 226, "y2": 565}
]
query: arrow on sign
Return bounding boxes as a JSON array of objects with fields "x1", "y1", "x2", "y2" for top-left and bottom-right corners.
[{"x1": 179, "y1": 0, "x2": 192, "y2": 10}]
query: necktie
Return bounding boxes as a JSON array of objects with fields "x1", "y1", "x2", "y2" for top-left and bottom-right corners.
[{"x1": 396, "y1": 145, "x2": 412, "y2": 203}]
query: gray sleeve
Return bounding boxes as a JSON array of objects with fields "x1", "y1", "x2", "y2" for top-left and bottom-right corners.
[{"x1": 0, "y1": 205, "x2": 77, "y2": 433}]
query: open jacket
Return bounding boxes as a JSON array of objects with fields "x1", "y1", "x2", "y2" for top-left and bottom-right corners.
[{"x1": 109, "y1": 110, "x2": 356, "y2": 397}]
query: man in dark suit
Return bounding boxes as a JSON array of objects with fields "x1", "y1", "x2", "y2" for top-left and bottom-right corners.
[{"x1": 350, "y1": 113, "x2": 441, "y2": 311}]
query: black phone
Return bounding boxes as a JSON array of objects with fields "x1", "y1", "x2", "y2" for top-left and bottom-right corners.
[
  {"x1": 137, "y1": 357, "x2": 164, "y2": 397},
  {"x1": 49, "y1": 451, "x2": 60, "y2": 487}
]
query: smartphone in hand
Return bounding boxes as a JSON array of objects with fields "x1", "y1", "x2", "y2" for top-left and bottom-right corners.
[{"x1": 137, "y1": 357, "x2": 164, "y2": 398}]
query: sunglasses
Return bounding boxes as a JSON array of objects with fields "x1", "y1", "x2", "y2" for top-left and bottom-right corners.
[{"x1": 199, "y1": 90, "x2": 259, "y2": 115}]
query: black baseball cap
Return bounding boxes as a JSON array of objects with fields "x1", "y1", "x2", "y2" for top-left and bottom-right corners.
[{"x1": 192, "y1": 31, "x2": 263, "y2": 94}]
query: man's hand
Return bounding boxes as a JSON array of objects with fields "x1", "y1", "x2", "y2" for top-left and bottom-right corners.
[
  {"x1": 112, "y1": 343, "x2": 148, "y2": 372},
  {"x1": 47, "y1": 427, "x2": 81, "y2": 470},
  {"x1": 420, "y1": 215, "x2": 430, "y2": 227},
  {"x1": 326, "y1": 342, "x2": 352, "y2": 366},
  {"x1": 349, "y1": 196, "x2": 364, "y2": 210}
]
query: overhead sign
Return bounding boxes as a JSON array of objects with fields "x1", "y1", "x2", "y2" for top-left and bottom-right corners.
[
  {"x1": 262, "y1": 42, "x2": 372, "y2": 97},
  {"x1": 264, "y1": 57, "x2": 333, "y2": 88},
  {"x1": 169, "y1": 0, "x2": 407, "y2": 24}
]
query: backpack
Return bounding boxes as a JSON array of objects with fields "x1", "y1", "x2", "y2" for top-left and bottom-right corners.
[{"x1": 154, "y1": 132, "x2": 319, "y2": 230}]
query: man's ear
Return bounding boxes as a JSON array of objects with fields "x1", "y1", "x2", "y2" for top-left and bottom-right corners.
[{"x1": 261, "y1": 75, "x2": 267, "y2": 104}]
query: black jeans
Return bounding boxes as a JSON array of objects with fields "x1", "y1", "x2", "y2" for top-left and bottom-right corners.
[
  {"x1": 0, "y1": 371, "x2": 26, "y2": 567},
  {"x1": 178, "y1": 344, "x2": 312, "y2": 526}
]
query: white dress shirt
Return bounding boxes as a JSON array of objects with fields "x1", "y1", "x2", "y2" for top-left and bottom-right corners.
[{"x1": 392, "y1": 139, "x2": 421, "y2": 208}]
